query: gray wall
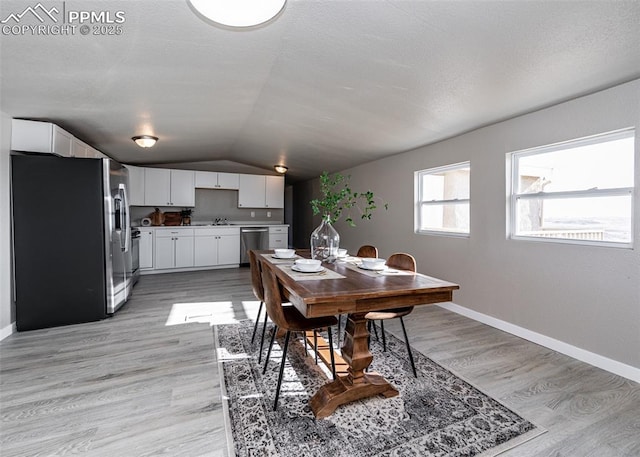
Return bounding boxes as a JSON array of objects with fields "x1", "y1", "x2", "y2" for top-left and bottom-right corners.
[
  {"x1": 1, "y1": 112, "x2": 14, "y2": 337},
  {"x1": 295, "y1": 79, "x2": 640, "y2": 375}
]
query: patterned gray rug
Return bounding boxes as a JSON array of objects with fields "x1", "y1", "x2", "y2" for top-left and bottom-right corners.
[{"x1": 215, "y1": 320, "x2": 544, "y2": 457}]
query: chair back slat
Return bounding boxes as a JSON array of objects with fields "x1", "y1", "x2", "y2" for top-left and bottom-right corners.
[
  {"x1": 356, "y1": 245, "x2": 378, "y2": 258},
  {"x1": 248, "y1": 250, "x2": 265, "y2": 301},
  {"x1": 261, "y1": 264, "x2": 289, "y2": 329},
  {"x1": 386, "y1": 253, "x2": 416, "y2": 272}
]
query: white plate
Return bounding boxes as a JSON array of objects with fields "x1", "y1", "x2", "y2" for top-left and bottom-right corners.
[
  {"x1": 272, "y1": 254, "x2": 297, "y2": 259},
  {"x1": 291, "y1": 265, "x2": 324, "y2": 273},
  {"x1": 358, "y1": 264, "x2": 386, "y2": 271}
]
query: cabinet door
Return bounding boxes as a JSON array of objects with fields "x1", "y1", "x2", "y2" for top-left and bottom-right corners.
[
  {"x1": 170, "y1": 170, "x2": 195, "y2": 207},
  {"x1": 52, "y1": 126, "x2": 73, "y2": 157},
  {"x1": 127, "y1": 165, "x2": 146, "y2": 206},
  {"x1": 238, "y1": 174, "x2": 266, "y2": 208},
  {"x1": 144, "y1": 168, "x2": 171, "y2": 206},
  {"x1": 218, "y1": 234, "x2": 240, "y2": 264},
  {"x1": 265, "y1": 176, "x2": 284, "y2": 208},
  {"x1": 174, "y1": 235, "x2": 194, "y2": 268},
  {"x1": 194, "y1": 235, "x2": 218, "y2": 267},
  {"x1": 140, "y1": 230, "x2": 154, "y2": 269},
  {"x1": 154, "y1": 236, "x2": 175, "y2": 269},
  {"x1": 217, "y1": 172, "x2": 240, "y2": 189},
  {"x1": 194, "y1": 171, "x2": 218, "y2": 188},
  {"x1": 71, "y1": 138, "x2": 89, "y2": 158}
]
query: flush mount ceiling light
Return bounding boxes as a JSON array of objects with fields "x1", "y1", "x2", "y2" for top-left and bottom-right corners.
[
  {"x1": 132, "y1": 135, "x2": 158, "y2": 148},
  {"x1": 274, "y1": 165, "x2": 288, "y2": 174},
  {"x1": 188, "y1": 0, "x2": 286, "y2": 27}
]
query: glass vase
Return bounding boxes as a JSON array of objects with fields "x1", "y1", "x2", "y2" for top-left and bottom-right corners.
[{"x1": 310, "y1": 216, "x2": 340, "y2": 262}]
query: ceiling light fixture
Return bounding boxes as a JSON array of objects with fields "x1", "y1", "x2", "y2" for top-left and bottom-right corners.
[
  {"x1": 274, "y1": 165, "x2": 288, "y2": 174},
  {"x1": 132, "y1": 135, "x2": 158, "y2": 148},
  {"x1": 188, "y1": 0, "x2": 286, "y2": 28}
]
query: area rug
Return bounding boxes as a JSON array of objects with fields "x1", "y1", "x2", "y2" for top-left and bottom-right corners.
[{"x1": 215, "y1": 320, "x2": 544, "y2": 457}]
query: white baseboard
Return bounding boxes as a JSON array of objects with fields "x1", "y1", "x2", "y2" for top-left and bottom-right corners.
[
  {"x1": 438, "y1": 302, "x2": 640, "y2": 384},
  {"x1": 0, "y1": 321, "x2": 16, "y2": 341}
]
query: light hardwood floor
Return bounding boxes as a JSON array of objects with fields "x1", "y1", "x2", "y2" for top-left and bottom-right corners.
[{"x1": 1, "y1": 268, "x2": 638, "y2": 456}]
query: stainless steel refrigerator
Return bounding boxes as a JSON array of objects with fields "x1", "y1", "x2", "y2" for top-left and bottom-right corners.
[{"x1": 11, "y1": 154, "x2": 133, "y2": 331}]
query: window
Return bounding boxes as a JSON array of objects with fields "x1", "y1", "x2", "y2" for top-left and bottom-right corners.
[
  {"x1": 415, "y1": 162, "x2": 470, "y2": 236},
  {"x1": 509, "y1": 129, "x2": 635, "y2": 247}
]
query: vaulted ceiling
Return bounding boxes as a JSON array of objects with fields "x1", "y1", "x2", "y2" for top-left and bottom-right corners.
[{"x1": 1, "y1": 0, "x2": 639, "y2": 182}]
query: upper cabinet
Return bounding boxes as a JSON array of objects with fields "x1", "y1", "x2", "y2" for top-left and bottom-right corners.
[
  {"x1": 11, "y1": 119, "x2": 107, "y2": 159},
  {"x1": 143, "y1": 168, "x2": 195, "y2": 207},
  {"x1": 12, "y1": 119, "x2": 73, "y2": 157},
  {"x1": 265, "y1": 175, "x2": 285, "y2": 208},
  {"x1": 126, "y1": 165, "x2": 146, "y2": 206},
  {"x1": 195, "y1": 171, "x2": 239, "y2": 190},
  {"x1": 238, "y1": 174, "x2": 284, "y2": 208}
]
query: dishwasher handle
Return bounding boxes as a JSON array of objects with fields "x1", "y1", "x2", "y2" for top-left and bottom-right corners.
[{"x1": 241, "y1": 228, "x2": 269, "y2": 232}]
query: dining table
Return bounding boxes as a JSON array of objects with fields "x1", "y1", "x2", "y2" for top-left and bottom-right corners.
[{"x1": 255, "y1": 249, "x2": 460, "y2": 418}]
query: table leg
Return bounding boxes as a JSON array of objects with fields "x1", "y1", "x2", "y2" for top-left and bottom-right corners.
[{"x1": 309, "y1": 312, "x2": 399, "y2": 418}]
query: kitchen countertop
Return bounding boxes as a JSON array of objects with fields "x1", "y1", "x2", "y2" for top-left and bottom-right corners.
[{"x1": 134, "y1": 222, "x2": 288, "y2": 228}]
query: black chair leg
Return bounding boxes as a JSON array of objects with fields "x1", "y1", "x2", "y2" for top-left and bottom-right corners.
[
  {"x1": 273, "y1": 330, "x2": 291, "y2": 410},
  {"x1": 399, "y1": 317, "x2": 417, "y2": 378},
  {"x1": 258, "y1": 311, "x2": 269, "y2": 363},
  {"x1": 380, "y1": 320, "x2": 387, "y2": 352},
  {"x1": 371, "y1": 319, "x2": 380, "y2": 342},
  {"x1": 263, "y1": 325, "x2": 278, "y2": 374},
  {"x1": 251, "y1": 301, "x2": 263, "y2": 344},
  {"x1": 314, "y1": 331, "x2": 318, "y2": 364},
  {"x1": 327, "y1": 326, "x2": 336, "y2": 380}
]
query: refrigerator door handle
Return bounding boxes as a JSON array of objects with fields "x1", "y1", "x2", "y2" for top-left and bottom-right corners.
[{"x1": 120, "y1": 184, "x2": 131, "y2": 253}]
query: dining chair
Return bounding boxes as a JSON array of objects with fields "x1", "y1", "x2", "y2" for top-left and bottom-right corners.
[
  {"x1": 261, "y1": 265, "x2": 338, "y2": 410},
  {"x1": 365, "y1": 252, "x2": 418, "y2": 378},
  {"x1": 337, "y1": 244, "x2": 380, "y2": 348},
  {"x1": 356, "y1": 245, "x2": 378, "y2": 258},
  {"x1": 248, "y1": 250, "x2": 270, "y2": 363}
]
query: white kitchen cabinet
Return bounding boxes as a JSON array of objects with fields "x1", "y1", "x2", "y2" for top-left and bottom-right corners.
[
  {"x1": 268, "y1": 226, "x2": 288, "y2": 249},
  {"x1": 11, "y1": 119, "x2": 74, "y2": 157},
  {"x1": 126, "y1": 165, "x2": 146, "y2": 206},
  {"x1": 139, "y1": 229, "x2": 154, "y2": 269},
  {"x1": 71, "y1": 137, "x2": 89, "y2": 158},
  {"x1": 154, "y1": 228, "x2": 194, "y2": 269},
  {"x1": 265, "y1": 176, "x2": 285, "y2": 208},
  {"x1": 195, "y1": 171, "x2": 239, "y2": 189},
  {"x1": 238, "y1": 174, "x2": 284, "y2": 208},
  {"x1": 144, "y1": 168, "x2": 195, "y2": 207},
  {"x1": 193, "y1": 227, "x2": 240, "y2": 267}
]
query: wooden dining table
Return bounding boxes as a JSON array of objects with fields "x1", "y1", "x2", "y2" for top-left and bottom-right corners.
[{"x1": 256, "y1": 250, "x2": 460, "y2": 418}]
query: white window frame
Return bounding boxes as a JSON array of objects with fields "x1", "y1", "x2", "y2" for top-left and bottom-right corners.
[
  {"x1": 508, "y1": 128, "x2": 635, "y2": 248},
  {"x1": 414, "y1": 161, "x2": 470, "y2": 237}
]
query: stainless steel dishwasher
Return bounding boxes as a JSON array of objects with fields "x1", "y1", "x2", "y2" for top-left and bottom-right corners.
[{"x1": 240, "y1": 227, "x2": 270, "y2": 264}]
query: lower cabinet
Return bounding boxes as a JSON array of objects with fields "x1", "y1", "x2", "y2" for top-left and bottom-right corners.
[
  {"x1": 155, "y1": 228, "x2": 194, "y2": 269},
  {"x1": 194, "y1": 227, "x2": 240, "y2": 267},
  {"x1": 140, "y1": 229, "x2": 154, "y2": 269},
  {"x1": 268, "y1": 226, "x2": 289, "y2": 249}
]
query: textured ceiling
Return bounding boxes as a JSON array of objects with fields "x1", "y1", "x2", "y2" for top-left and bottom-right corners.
[{"x1": 1, "y1": 0, "x2": 639, "y2": 182}]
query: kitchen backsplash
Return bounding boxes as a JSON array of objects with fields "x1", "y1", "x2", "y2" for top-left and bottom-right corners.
[{"x1": 130, "y1": 188, "x2": 284, "y2": 225}]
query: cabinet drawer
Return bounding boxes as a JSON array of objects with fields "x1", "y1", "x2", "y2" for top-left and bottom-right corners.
[
  {"x1": 269, "y1": 226, "x2": 287, "y2": 234},
  {"x1": 155, "y1": 228, "x2": 194, "y2": 237},
  {"x1": 194, "y1": 227, "x2": 239, "y2": 237},
  {"x1": 269, "y1": 234, "x2": 287, "y2": 249}
]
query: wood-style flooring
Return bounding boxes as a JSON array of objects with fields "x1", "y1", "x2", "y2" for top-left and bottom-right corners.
[{"x1": 1, "y1": 268, "x2": 639, "y2": 456}]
